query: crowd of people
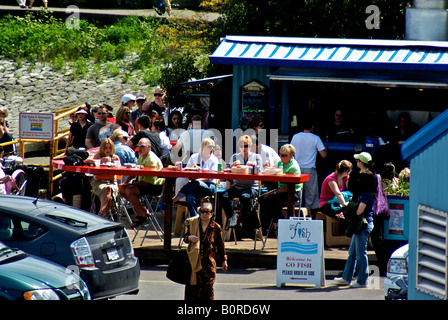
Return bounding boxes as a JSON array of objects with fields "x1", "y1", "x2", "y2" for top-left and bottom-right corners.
[{"x1": 0, "y1": 88, "x2": 411, "y2": 299}]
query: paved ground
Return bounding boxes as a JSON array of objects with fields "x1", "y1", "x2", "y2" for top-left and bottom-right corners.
[
  {"x1": 0, "y1": 4, "x2": 221, "y2": 21},
  {"x1": 129, "y1": 207, "x2": 377, "y2": 272}
]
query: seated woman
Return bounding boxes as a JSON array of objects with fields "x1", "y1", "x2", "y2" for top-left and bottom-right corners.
[
  {"x1": 85, "y1": 138, "x2": 120, "y2": 218},
  {"x1": 172, "y1": 138, "x2": 218, "y2": 217},
  {"x1": 259, "y1": 144, "x2": 301, "y2": 231},
  {"x1": 221, "y1": 135, "x2": 262, "y2": 232},
  {"x1": 318, "y1": 160, "x2": 353, "y2": 218}
]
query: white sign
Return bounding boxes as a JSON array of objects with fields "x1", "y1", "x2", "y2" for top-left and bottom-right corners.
[
  {"x1": 277, "y1": 218, "x2": 325, "y2": 288},
  {"x1": 19, "y1": 112, "x2": 54, "y2": 140}
]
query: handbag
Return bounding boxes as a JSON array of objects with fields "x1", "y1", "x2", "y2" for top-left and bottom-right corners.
[
  {"x1": 166, "y1": 250, "x2": 191, "y2": 285},
  {"x1": 374, "y1": 174, "x2": 390, "y2": 219}
]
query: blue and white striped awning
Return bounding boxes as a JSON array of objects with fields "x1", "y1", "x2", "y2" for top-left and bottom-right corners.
[{"x1": 209, "y1": 36, "x2": 448, "y2": 72}]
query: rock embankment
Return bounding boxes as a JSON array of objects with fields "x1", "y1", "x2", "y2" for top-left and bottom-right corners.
[{"x1": 0, "y1": 56, "x2": 151, "y2": 139}]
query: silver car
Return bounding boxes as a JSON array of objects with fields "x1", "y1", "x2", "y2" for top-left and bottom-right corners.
[{"x1": 384, "y1": 244, "x2": 408, "y2": 300}]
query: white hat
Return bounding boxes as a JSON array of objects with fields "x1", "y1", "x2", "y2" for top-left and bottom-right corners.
[
  {"x1": 354, "y1": 152, "x2": 372, "y2": 164},
  {"x1": 122, "y1": 93, "x2": 136, "y2": 105},
  {"x1": 75, "y1": 109, "x2": 88, "y2": 114}
]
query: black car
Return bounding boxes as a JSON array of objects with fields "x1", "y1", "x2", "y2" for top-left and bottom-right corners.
[{"x1": 0, "y1": 195, "x2": 140, "y2": 299}]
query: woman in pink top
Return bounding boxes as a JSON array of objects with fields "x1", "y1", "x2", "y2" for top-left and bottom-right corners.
[{"x1": 319, "y1": 160, "x2": 353, "y2": 218}]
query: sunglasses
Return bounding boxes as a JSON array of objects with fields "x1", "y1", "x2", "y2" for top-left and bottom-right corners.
[
  {"x1": 97, "y1": 112, "x2": 107, "y2": 115},
  {"x1": 137, "y1": 144, "x2": 149, "y2": 148},
  {"x1": 280, "y1": 154, "x2": 289, "y2": 158},
  {"x1": 239, "y1": 145, "x2": 250, "y2": 148},
  {"x1": 200, "y1": 210, "x2": 212, "y2": 215},
  {"x1": 125, "y1": 112, "x2": 131, "y2": 115},
  {"x1": 154, "y1": 93, "x2": 163, "y2": 97}
]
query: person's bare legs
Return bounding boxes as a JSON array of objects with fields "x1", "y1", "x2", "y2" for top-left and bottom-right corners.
[
  {"x1": 99, "y1": 187, "x2": 113, "y2": 218},
  {"x1": 121, "y1": 185, "x2": 148, "y2": 217},
  {"x1": 29, "y1": 0, "x2": 34, "y2": 8}
]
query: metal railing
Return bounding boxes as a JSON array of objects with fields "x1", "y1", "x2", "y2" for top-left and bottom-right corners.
[{"x1": 0, "y1": 104, "x2": 85, "y2": 198}]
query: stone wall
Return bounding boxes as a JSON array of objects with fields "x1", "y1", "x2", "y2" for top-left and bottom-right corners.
[{"x1": 0, "y1": 57, "x2": 152, "y2": 141}]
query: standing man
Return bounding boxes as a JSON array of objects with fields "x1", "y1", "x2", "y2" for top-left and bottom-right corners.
[
  {"x1": 131, "y1": 94, "x2": 146, "y2": 127},
  {"x1": 85, "y1": 104, "x2": 119, "y2": 149},
  {"x1": 119, "y1": 138, "x2": 164, "y2": 228},
  {"x1": 290, "y1": 117, "x2": 327, "y2": 216}
]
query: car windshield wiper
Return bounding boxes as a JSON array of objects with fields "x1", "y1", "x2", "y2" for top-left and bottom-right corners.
[{"x1": 45, "y1": 214, "x2": 88, "y2": 228}]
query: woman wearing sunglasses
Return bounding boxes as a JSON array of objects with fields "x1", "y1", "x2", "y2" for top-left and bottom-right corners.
[
  {"x1": 150, "y1": 87, "x2": 168, "y2": 123},
  {"x1": 259, "y1": 144, "x2": 302, "y2": 231},
  {"x1": 184, "y1": 201, "x2": 227, "y2": 300}
]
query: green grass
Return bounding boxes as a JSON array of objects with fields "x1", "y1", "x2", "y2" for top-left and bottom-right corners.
[{"x1": 0, "y1": 11, "x2": 213, "y2": 85}]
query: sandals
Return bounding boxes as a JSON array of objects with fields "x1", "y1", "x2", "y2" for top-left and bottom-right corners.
[{"x1": 130, "y1": 213, "x2": 149, "y2": 228}]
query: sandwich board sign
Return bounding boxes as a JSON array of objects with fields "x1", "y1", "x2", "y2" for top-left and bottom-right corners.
[{"x1": 277, "y1": 217, "x2": 325, "y2": 288}]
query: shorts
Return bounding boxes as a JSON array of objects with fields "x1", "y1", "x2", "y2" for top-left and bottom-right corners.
[{"x1": 91, "y1": 179, "x2": 118, "y2": 199}]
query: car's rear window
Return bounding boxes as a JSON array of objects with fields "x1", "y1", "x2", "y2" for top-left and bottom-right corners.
[{"x1": 38, "y1": 205, "x2": 114, "y2": 228}]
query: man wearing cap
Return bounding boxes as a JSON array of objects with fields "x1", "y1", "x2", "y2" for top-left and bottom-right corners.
[
  {"x1": 65, "y1": 106, "x2": 93, "y2": 153},
  {"x1": 131, "y1": 94, "x2": 147, "y2": 127},
  {"x1": 86, "y1": 105, "x2": 119, "y2": 149},
  {"x1": 122, "y1": 93, "x2": 136, "y2": 108}
]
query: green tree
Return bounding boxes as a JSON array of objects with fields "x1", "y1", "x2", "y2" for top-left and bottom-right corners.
[{"x1": 210, "y1": 0, "x2": 410, "y2": 49}]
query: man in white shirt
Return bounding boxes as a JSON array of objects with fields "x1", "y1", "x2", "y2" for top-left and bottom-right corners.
[{"x1": 290, "y1": 118, "x2": 327, "y2": 212}]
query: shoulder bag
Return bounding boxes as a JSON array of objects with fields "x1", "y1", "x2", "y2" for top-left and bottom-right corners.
[{"x1": 166, "y1": 250, "x2": 191, "y2": 285}]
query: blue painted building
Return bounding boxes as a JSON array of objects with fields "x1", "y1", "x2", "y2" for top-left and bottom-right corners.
[
  {"x1": 208, "y1": 35, "x2": 448, "y2": 182},
  {"x1": 209, "y1": 36, "x2": 448, "y2": 138},
  {"x1": 402, "y1": 108, "x2": 448, "y2": 300}
]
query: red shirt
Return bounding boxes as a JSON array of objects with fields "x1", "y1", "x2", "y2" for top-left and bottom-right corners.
[{"x1": 319, "y1": 172, "x2": 349, "y2": 208}]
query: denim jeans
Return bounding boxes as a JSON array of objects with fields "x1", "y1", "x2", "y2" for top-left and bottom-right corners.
[
  {"x1": 178, "y1": 180, "x2": 216, "y2": 217},
  {"x1": 341, "y1": 221, "x2": 374, "y2": 285},
  {"x1": 221, "y1": 186, "x2": 258, "y2": 219}
]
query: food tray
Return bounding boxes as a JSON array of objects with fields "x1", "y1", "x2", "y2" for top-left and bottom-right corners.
[
  {"x1": 230, "y1": 166, "x2": 249, "y2": 174},
  {"x1": 262, "y1": 168, "x2": 282, "y2": 175}
]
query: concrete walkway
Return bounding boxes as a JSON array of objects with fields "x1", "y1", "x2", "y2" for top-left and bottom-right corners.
[
  {"x1": 129, "y1": 208, "x2": 377, "y2": 271},
  {"x1": 0, "y1": 5, "x2": 221, "y2": 21}
]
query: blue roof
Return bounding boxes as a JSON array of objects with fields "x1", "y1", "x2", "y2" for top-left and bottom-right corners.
[
  {"x1": 209, "y1": 36, "x2": 448, "y2": 72},
  {"x1": 402, "y1": 108, "x2": 448, "y2": 161}
]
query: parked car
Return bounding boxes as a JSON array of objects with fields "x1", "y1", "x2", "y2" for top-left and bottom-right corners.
[
  {"x1": 0, "y1": 195, "x2": 140, "y2": 300},
  {"x1": 0, "y1": 241, "x2": 90, "y2": 300},
  {"x1": 384, "y1": 244, "x2": 408, "y2": 300}
]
